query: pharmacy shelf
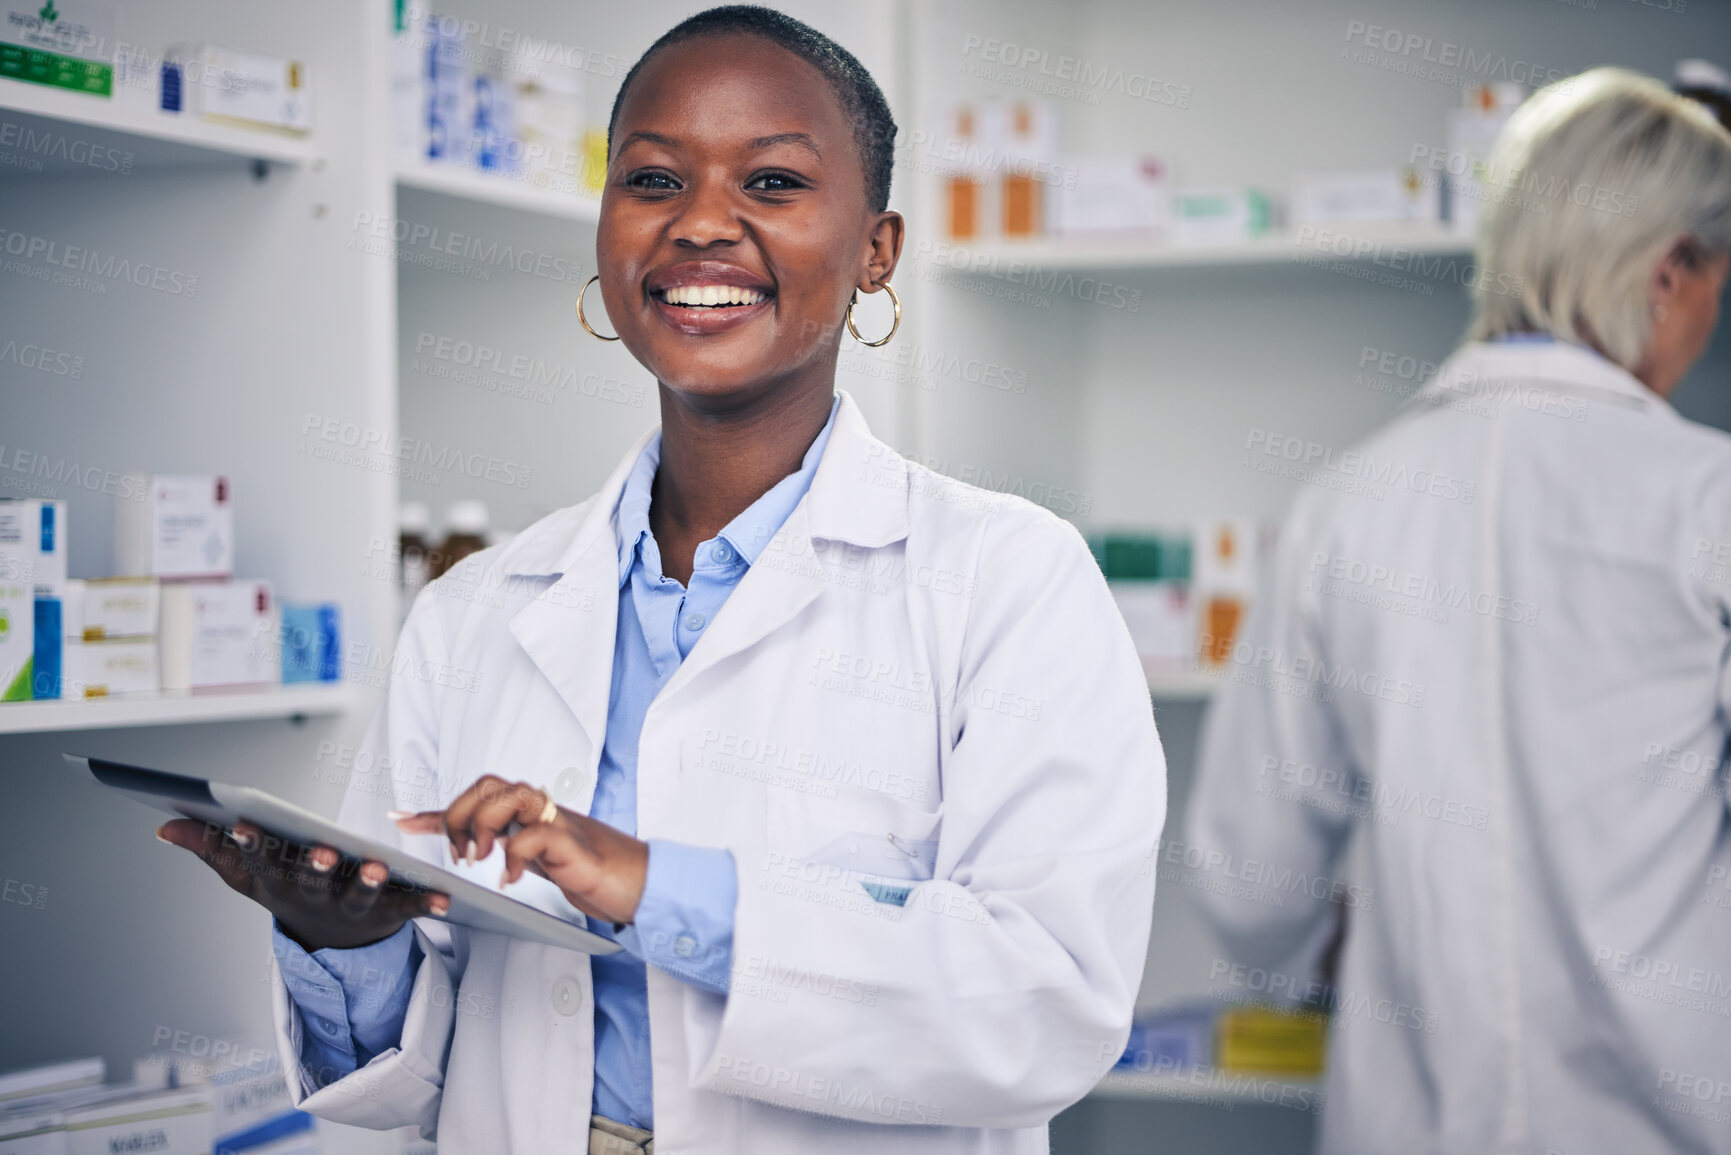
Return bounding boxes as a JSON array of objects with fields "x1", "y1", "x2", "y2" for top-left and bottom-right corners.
[
  {"x1": 962, "y1": 225, "x2": 1472, "y2": 272},
  {"x1": 0, "y1": 683, "x2": 359, "y2": 735},
  {"x1": 1090, "y1": 1069, "x2": 1323, "y2": 1104},
  {"x1": 395, "y1": 157, "x2": 601, "y2": 222},
  {"x1": 0, "y1": 79, "x2": 316, "y2": 169}
]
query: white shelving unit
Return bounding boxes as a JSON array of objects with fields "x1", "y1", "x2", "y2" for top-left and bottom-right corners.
[
  {"x1": 0, "y1": 81, "x2": 317, "y2": 167},
  {"x1": 0, "y1": 684, "x2": 356, "y2": 735},
  {"x1": 395, "y1": 156, "x2": 600, "y2": 222},
  {"x1": 968, "y1": 225, "x2": 1470, "y2": 272}
]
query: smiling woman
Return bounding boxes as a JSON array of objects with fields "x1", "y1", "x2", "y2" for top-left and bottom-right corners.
[{"x1": 159, "y1": 6, "x2": 1166, "y2": 1154}]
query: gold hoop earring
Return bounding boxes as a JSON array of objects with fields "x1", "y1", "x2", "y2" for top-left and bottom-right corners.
[
  {"x1": 846, "y1": 281, "x2": 901, "y2": 347},
  {"x1": 577, "y1": 274, "x2": 620, "y2": 341}
]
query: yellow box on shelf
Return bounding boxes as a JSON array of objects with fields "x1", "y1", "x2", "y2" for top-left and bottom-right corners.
[{"x1": 1214, "y1": 1004, "x2": 1329, "y2": 1077}]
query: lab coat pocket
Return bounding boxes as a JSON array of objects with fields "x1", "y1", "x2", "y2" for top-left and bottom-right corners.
[{"x1": 766, "y1": 787, "x2": 942, "y2": 886}]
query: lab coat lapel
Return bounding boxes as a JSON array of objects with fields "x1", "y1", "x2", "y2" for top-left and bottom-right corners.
[
  {"x1": 657, "y1": 390, "x2": 910, "y2": 701},
  {"x1": 505, "y1": 429, "x2": 651, "y2": 758}
]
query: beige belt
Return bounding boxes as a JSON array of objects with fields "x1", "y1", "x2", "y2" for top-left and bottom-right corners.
[{"x1": 589, "y1": 1114, "x2": 654, "y2": 1155}]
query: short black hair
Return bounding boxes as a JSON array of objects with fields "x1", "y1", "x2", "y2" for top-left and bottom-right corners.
[{"x1": 606, "y1": 5, "x2": 898, "y2": 213}]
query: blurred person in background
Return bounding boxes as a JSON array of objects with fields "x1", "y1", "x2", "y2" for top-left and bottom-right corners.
[{"x1": 1188, "y1": 68, "x2": 1731, "y2": 1154}]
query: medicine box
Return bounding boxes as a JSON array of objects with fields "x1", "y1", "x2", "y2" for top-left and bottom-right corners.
[
  {"x1": 0, "y1": 1059, "x2": 104, "y2": 1106},
  {"x1": 1173, "y1": 187, "x2": 1271, "y2": 245},
  {"x1": 63, "y1": 578, "x2": 160, "y2": 641},
  {"x1": 160, "y1": 581, "x2": 279, "y2": 691},
  {"x1": 0, "y1": 500, "x2": 67, "y2": 598},
  {"x1": 1115, "y1": 1002, "x2": 1216, "y2": 1074},
  {"x1": 161, "y1": 45, "x2": 312, "y2": 136},
  {"x1": 1291, "y1": 168, "x2": 1440, "y2": 226},
  {"x1": 280, "y1": 603, "x2": 342, "y2": 684},
  {"x1": 61, "y1": 638, "x2": 159, "y2": 698},
  {"x1": 0, "y1": 505, "x2": 33, "y2": 702},
  {"x1": 1109, "y1": 581, "x2": 1195, "y2": 672},
  {"x1": 61, "y1": 1085, "x2": 212, "y2": 1155},
  {"x1": 0, "y1": 1, "x2": 118, "y2": 97},
  {"x1": 116, "y1": 475, "x2": 234, "y2": 580},
  {"x1": 1052, "y1": 155, "x2": 1170, "y2": 237}
]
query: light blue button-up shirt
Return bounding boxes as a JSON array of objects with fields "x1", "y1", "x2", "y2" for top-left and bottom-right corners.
[{"x1": 272, "y1": 395, "x2": 840, "y2": 1129}]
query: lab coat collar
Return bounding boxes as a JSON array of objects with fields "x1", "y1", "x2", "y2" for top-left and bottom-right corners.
[
  {"x1": 495, "y1": 389, "x2": 907, "y2": 756},
  {"x1": 1430, "y1": 339, "x2": 1672, "y2": 414},
  {"x1": 494, "y1": 388, "x2": 906, "y2": 582}
]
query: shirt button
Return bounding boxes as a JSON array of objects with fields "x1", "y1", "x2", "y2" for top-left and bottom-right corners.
[
  {"x1": 321, "y1": 1019, "x2": 339, "y2": 1036},
  {"x1": 683, "y1": 612, "x2": 707, "y2": 631},
  {"x1": 552, "y1": 975, "x2": 584, "y2": 1016},
  {"x1": 674, "y1": 934, "x2": 697, "y2": 958},
  {"x1": 711, "y1": 543, "x2": 733, "y2": 564}
]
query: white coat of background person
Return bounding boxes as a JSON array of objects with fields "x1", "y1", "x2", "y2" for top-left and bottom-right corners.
[{"x1": 1187, "y1": 69, "x2": 1731, "y2": 1155}]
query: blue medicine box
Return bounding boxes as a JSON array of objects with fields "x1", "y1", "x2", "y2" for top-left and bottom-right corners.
[{"x1": 280, "y1": 603, "x2": 341, "y2": 683}]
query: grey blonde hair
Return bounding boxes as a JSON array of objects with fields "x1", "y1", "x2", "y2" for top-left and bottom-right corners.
[{"x1": 1469, "y1": 67, "x2": 1731, "y2": 369}]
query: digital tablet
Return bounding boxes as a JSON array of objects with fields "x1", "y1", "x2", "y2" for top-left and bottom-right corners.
[{"x1": 67, "y1": 754, "x2": 621, "y2": 956}]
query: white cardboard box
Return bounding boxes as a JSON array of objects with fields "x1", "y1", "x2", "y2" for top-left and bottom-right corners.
[
  {"x1": 116, "y1": 475, "x2": 234, "y2": 580},
  {"x1": 62, "y1": 1086, "x2": 210, "y2": 1155},
  {"x1": 1052, "y1": 155, "x2": 1170, "y2": 237},
  {"x1": 163, "y1": 44, "x2": 312, "y2": 135},
  {"x1": 64, "y1": 578, "x2": 160, "y2": 641},
  {"x1": 159, "y1": 581, "x2": 278, "y2": 691},
  {"x1": 61, "y1": 638, "x2": 160, "y2": 698},
  {"x1": 1291, "y1": 168, "x2": 1439, "y2": 225}
]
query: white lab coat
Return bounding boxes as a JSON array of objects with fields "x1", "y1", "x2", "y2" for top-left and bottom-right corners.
[
  {"x1": 271, "y1": 391, "x2": 1165, "y2": 1153},
  {"x1": 1189, "y1": 340, "x2": 1731, "y2": 1155}
]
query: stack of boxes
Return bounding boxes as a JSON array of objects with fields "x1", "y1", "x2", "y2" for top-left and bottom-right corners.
[
  {"x1": 0, "y1": 1048, "x2": 324, "y2": 1155},
  {"x1": 0, "y1": 1057, "x2": 215, "y2": 1155},
  {"x1": 397, "y1": 11, "x2": 601, "y2": 196},
  {"x1": 1090, "y1": 518, "x2": 1264, "y2": 676},
  {"x1": 0, "y1": 476, "x2": 343, "y2": 706}
]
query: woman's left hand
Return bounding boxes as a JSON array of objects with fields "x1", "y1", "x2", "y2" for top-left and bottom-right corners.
[{"x1": 393, "y1": 775, "x2": 648, "y2": 926}]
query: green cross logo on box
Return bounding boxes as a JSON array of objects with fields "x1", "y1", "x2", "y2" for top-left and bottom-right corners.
[{"x1": 1, "y1": 0, "x2": 116, "y2": 96}]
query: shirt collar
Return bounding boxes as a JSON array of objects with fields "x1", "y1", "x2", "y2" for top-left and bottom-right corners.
[{"x1": 614, "y1": 394, "x2": 841, "y2": 587}]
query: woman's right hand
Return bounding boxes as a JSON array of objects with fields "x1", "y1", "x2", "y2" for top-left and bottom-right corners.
[{"x1": 157, "y1": 817, "x2": 449, "y2": 952}]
